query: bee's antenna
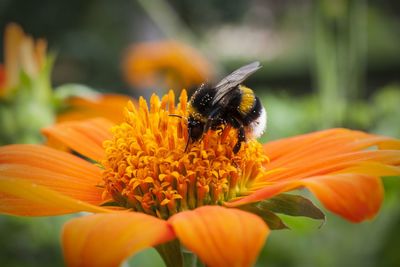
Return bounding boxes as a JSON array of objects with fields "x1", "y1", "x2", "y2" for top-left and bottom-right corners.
[{"x1": 168, "y1": 114, "x2": 183, "y2": 119}]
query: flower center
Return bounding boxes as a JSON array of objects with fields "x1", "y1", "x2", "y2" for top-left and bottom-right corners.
[{"x1": 101, "y1": 90, "x2": 268, "y2": 219}]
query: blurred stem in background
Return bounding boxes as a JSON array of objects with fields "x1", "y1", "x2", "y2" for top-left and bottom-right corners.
[
  {"x1": 136, "y1": 0, "x2": 197, "y2": 45},
  {"x1": 313, "y1": 0, "x2": 367, "y2": 128}
]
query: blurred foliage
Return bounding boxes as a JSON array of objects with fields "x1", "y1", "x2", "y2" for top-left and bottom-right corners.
[
  {"x1": 370, "y1": 84, "x2": 400, "y2": 137},
  {"x1": 0, "y1": 0, "x2": 399, "y2": 266},
  {"x1": 0, "y1": 61, "x2": 55, "y2": 145},
  {"x1": 0, "y1": 215, "x2": 71, "y2": 267},
  {"x1": 313, "y1": 0, "x2": 367, "y2": 127}
]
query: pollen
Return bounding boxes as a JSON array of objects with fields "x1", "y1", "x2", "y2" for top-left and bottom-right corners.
[{"x1": 101, "y1": 90, "x2": 268, "y2": 219}]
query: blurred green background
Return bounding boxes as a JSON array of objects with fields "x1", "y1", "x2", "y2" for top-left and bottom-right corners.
[{"x1": 0, "y1": 0, "x2": 399, "y2": 266}]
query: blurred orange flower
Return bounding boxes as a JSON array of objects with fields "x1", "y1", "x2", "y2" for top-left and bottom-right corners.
[
  {"x1": 0, "y1": 23, "x2": 47, "y2": 98},
  {"x1": 0, "y1": 23, "x2": 133, "y2": 145},
  {"x1": 122, "y1": 40, "x2": 213, "y2": 92},
  {"x1": 0, "y1": 90, "x2": 399, "y2": 266},
  {"x1": 0, "y1": 64, "x2": 5, "y2": 91}
]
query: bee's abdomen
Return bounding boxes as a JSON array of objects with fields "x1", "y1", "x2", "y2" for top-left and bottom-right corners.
[
  {"x1": 229, "y1": 86, "x2": 266, "y2": 137},
  {"x1": 236, "y1": 85, "x2": 265, "y2": 127},
  {"x1": 238, "y1": 86, "x2": 256, "y2": 116},
  {"x1": 245, "y1": 96, "x2": 267, "y2": 137},
  {"x1": 242, "y1": 96, "x2": 263, "y2": 124}
]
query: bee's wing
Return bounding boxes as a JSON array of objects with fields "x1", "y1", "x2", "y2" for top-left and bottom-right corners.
[{"x1": 212, "y1": 61, "x2": 261, "y2": 106}]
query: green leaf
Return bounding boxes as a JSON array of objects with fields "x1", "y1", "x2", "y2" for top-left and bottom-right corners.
[
  {"x1": 260, "y1": 193, "x2": 325, "y2": 220},
  {"x1": 155, "y1": 239, "x2": 183, "y2": 267},
  {"x1": 238, "y1": 203, "x2": 289, "y2": 230}
]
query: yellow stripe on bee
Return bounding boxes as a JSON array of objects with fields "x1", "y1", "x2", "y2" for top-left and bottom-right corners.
[{"x1": 238, "y1": 85, "x2": 255, "y2": 115}]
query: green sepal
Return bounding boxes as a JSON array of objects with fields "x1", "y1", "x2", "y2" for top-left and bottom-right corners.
[
  {"x1": 260, "y1": 193, "x2": 325, "y2": 220},
  {"x1": 155, "y1": 239, "x2": 183, "y2": 267},
  {"x1": 53, "y1": 83, "x2": 100, "y2": 112},
  {"x1": 238, "y1": 193, "x2": 325, "y2": 229},
  {"x1": 238, "y1": 203, "x2": 289, "y2": 230},
  {"x1": 99, "y1": 201, "x2": 120, "y2": 207},
  {"x1": 53, "y1": 83, "x2": 99, "y2": 101}
]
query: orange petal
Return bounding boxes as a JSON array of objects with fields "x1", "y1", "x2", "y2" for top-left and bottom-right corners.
[
  {"x1": 42, "y1": 118, "x2": 113, "y2": 162},
  {"x1": 299, "y1": 174, "x2": 384, "y2": 222},
  {"x1": 4, "y1": 23, "x2": 24, "y2": 88},
  {"x1": 0, "y1": 178, "x2": 108, "y2": 216},
  {"x1": 264, "y1": 129, "x2": 399, "y2": 169},
  {"x1": 337, "y1": 162, "x2": 400, "y2": 176},
  {"x1": 62, "y1": 212, "x2": 175, "y2": 267},
  {"x1": 228, "y1": 173, "x2": 384, "y2": 222},
  {"x1": 34, "y1": 38, "x2": 47, "y2": 69},
  {"x1": 169, "y1": 206, "x2": 269, "y2": 267},
  {"x1": 20, "y1": 34, "x2": 38, "y2": 77},
  {"x1": 241, "y1": 129, "x2": 400, "y2": 222},
  {"x1": 259, "y1": 150, "x2": 400, "y2": 183},
  {"x1": 57, "y1": 94, "x2": 132, "y2": 124},
  {"x1": 0, "y1": 144, "x2": 105, "y2": 215},
  {"x1": 0, "y1": 144, "x2": 101, "y2": 182},
  {"x1": 264, "y1": 129, "x2": 368, "y2": 156}
]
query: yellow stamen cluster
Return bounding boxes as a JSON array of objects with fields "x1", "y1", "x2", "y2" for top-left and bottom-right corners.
[{"x1": 101, "y1": 90, "x2": 268, "y2": 219}]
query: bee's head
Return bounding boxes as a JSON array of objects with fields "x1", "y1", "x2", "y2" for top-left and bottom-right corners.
[{"x1": 187, "y1": 117, "x2": 204, "y2": 141}]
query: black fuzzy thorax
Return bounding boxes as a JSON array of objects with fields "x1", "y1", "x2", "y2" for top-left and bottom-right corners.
[{"x1": 188, "y1": 83, "x2": 216, "y2": 117}]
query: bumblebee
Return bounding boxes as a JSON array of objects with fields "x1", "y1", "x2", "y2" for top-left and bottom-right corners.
[{"x1": 186, "y1": 61, "x2": 267, "y2": 153}]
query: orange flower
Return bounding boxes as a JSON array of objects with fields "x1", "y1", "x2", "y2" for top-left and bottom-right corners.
[
  {"x1": 0, "y1": 90, "x2": 399, "y2": 266},
  {"x1": 122, "y1": 41, "x2": 213, "y2": 92}
]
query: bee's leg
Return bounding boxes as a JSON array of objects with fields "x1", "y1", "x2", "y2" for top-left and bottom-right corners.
[
  {"x1": 229, "y1": 117, "x2": 246, "y2": 153},
  {"x1": 204, "y1": 108, "x2": 222, "y2": 133},
  {"x1": 233, "y1": 126, "x2": 245, "y2": 153}
]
